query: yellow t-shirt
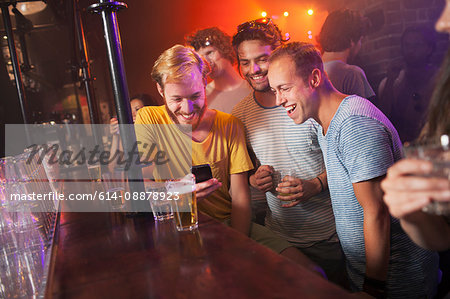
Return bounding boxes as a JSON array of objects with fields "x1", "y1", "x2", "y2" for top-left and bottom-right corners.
[{"x1": 135, "y1": 105, "x2": 253, "y2": 220}]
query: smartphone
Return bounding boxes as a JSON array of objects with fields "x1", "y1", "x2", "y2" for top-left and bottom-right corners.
[{"x1": 191, "y1": 164, "x2": 213, "y2": 183}]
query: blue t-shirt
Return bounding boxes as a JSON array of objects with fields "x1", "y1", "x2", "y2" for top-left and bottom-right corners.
[{"x1": 318, "y1": 95, "x2": 438, "y2": 297}]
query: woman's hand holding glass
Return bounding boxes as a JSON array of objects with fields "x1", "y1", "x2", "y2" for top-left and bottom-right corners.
[{"x1": 382, "y1": 159, "x2": 450, "y2": 218}]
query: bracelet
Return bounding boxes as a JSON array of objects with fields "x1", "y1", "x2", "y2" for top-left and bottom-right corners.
[{"x1": 316, "y1": 176, "x2": 324, "y2": 192}]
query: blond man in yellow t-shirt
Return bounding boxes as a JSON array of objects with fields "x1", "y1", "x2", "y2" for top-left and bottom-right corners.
[
  {"x1": 134, "y1": 46, "x2": 324, "y2": 275},
  {"x1": 135, "y1": 44, "x2": 253, "y2": 235},
  {"x1": 136, "y1": 105, "x2": 252, "y2": 226}
]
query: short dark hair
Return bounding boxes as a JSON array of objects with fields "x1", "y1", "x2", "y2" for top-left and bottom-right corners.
[
  {"x1": 186, "y1": 27, "x2": 235, "y2": 64},
  {"x1": 317, "y1": 9, "x2": 367, "y2": 52},
  {"x1": 269, "y1": 42, "x2": 324, "y2": 84},
  {"x1": 232, "y1": 18, "x2": 284, "y2": 52}
]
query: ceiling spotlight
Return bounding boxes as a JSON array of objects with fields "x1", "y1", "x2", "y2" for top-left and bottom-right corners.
[
  {"x1": 307, "y1": 9, "x2": 314, "y2": 16},
  {"x1": 261, "y1": 11, "x2": 267, "y2": 18},
  {"x1": 284, "y1": 11, "x2": 289, "y2": 17}
]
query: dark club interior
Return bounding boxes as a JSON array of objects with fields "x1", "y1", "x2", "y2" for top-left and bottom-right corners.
[{"x1": 0, "y1": 0, "x2": 449, "y2": 298}]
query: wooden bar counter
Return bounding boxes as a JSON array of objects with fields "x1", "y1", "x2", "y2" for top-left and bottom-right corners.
[{"x1": 45, "y1": 212, "x2": 353, "y2": 298}]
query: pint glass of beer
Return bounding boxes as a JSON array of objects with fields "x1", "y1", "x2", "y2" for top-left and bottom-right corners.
[{"x1": 166, "y1": 174, "x2": 198, "y2": 231}]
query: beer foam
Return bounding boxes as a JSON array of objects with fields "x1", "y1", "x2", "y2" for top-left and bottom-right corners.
[
  {"x1": 166, "y1": 183, "x2": 194, "y2": 194},
  {"x1": 165, "y1": 174, "x2": 196, "y2": 194}
]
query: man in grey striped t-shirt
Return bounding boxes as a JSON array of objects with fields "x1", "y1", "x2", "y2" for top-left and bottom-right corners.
[
  {"x1": 231, "y1": 18, "x2": 346, "y2": 286},
  {"x1": 268, "y1": 41, "x2": 439, "y2": 298}
]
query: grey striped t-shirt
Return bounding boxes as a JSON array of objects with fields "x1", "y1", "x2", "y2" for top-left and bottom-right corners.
[
  {"x1": 232, "y1": 93, "x2": 338, "y2": 247},
  {"x1": 318, "y1": 95, "x2": 438, "y2": 297}
]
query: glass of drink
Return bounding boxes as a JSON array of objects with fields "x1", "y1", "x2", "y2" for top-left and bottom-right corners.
[
  {"x1": 102, "y1": 172, "x2": 126, "y2": 211},
  {"x1": 166, "y1": 174, "x2": 198, "y2": 231},
  {"x1": 277, "y1": 169, "x2": 297, "y2": 206},
  {"x1": 148, "y1": 181, "x2": 174, "y2": 221},
  {"x1": 87, "y1": 163, "x2": 101, "y2": 182},
  {"x1": 107, "y1": 187, "x2": 125, "y2": 211},
  {"x1": 403, "y1": 134, "x2": 450, "y2": 215}
]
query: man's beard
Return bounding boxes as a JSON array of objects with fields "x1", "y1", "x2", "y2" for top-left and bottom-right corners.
[
  {"x1": 208, "y1": 65, "x2": 217, "y2": 79},
  {"x1": 245, "y1": 72, "x2": 271, "y2": 92},
  {"x1": 165, "y1": 102, "x2": 207, "y2": 132},
  {"x1": 251, "y1": 82, "x2": 272, "y2": 92}
]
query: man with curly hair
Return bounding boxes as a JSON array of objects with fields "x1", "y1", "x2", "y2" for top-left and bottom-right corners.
[
  {"x1": 186, "y1": 27, "x2": 250, "y2": 113},
  {"x1": 317, "y1": 9, "x2": 375, "y2": 102}
]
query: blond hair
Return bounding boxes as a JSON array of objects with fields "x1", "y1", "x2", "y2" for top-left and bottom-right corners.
[{"x1": 151, "y1": 44, "x2": 210, "y2": 89}]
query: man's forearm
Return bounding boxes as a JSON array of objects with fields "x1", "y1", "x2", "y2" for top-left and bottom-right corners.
[
  {"x1": 363, "y1": 205, "x2": 390, "y2": 280},
  {"x1": 307, "y1": 170, "x2": 328, "y2": 196},
  {"x1": 353, "y1": 178, "x2": 390, "y2": 281},
  {"x1": 230, "y1": 173, "x2": 252, "y2": 235},
  {"x1": 231, "y1": 201, "x2": 251, "y2": 235},
  {"x1": 317, "y1": 170, "x2": 328, "y2": 190}
]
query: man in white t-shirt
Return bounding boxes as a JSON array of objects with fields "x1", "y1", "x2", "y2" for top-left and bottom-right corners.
[{"x1": 186, "y1": 27, "x2": 251, "y2": 113}]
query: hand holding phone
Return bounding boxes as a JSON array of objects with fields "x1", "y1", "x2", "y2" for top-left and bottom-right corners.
[{"x1": 191, "y1": 164, "x2": 213, "y2": 183}]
